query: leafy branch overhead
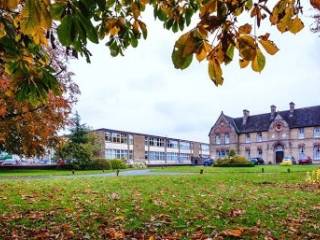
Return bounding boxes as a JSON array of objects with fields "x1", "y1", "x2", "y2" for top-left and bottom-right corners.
[{"x1": 0, "y1": 0, "x2": 316, "y2": 102}]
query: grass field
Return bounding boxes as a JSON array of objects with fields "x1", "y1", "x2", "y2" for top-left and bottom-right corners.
[
  {"x1": 0, "y1": 169, "x2": 131, "y2": 177},
  {"x1": 0, "y1": 166, "x2": 319, "y2": 239}
]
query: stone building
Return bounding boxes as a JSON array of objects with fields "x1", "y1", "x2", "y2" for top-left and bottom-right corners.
[
  {"x1": 94, "y1": 128, "x2": 210, "y2": 166},
  {"x1": 209, "y1": 103, "x2": 320, "y2": 164}
]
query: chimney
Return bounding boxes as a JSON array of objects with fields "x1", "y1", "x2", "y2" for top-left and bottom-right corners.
[
  {"x1": 270, "y1": 105, "x2": 276, "y2": 119},
  {"x1": 289, "y1": 102, "x2": 295, "y2": 117},
  {"x1": 242, "y1": 109, "x2": 250, "y2": 125}
]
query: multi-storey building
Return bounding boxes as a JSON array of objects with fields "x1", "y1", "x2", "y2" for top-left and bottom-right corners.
[
  {"x1": 94, "y1": 128, "x2": 210, "y2": 165},
  {"x1": 209, "y1": 103, "x2": 320, "y2": 164}
]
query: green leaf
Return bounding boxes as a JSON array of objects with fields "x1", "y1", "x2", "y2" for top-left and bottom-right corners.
[
  {"x1": 185, "y1": 8, "x2": 193, "y2": 26},
  {"x1": 172, "y1": 21, "x2": 178, "y2": 33},
  {"x1": 225, "y1": 44, "x2": 234, "y2": 64},
  {"x1": 131, "y1": 37, "x2": 138, "y2": 48},
  {"x1": 50, "y1": 3, "x2": 66, "y2": 20},
  {"x1": 77, "y1": 12, "x2": 98, "y2": 43},
  {"x1": 57, "y1": 15, "x2": 75, "y2": 46}
]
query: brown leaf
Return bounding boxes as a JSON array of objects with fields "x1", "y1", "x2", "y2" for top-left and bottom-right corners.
[
  {"x1": 222, "y1": 228, "x2": 245, "y2": 238},
  {"x1": 238, "y1": 23, "x2": 252, "y2": 34}
]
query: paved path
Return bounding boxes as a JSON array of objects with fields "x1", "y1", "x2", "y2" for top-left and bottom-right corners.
[{"x1": 0, "y1": 169, "x2": 192, "y2": 181}]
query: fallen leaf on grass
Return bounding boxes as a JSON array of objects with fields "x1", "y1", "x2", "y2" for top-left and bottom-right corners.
[
  {"x1": 227, "y1": 209, "x2": 246, "y2": 218},
  {"x1": 222, "y1": 228, "x2": 245, "y2": 238},
  {"x1": 110, "y1": 192, "x2": 120, "y2": 200}
]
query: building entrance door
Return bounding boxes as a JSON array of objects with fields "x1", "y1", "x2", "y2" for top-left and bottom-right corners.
[{"x1": 275, "y1": 145, "x2": 284, "y2": 163}]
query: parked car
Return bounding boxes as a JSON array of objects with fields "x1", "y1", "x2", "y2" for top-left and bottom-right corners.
[
  {"x1": 250, "y1": 157, "x2": 264, "y2": 165},
  {"x1": 298, "y1": 156, "x2": 312, "y2": 165},
  {"x1": 203, "y1": 158, "x2": 214, "y2": 166},
  {"x1": 280, "y1": 156, "x2": 296, "y2": 165},
  {"x1": 1, "y1": 159, "x2": 17, "y2": 166}
]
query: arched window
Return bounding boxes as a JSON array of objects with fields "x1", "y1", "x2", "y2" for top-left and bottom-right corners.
[
  {"x1": 257, "y1": 148, "x2": 263, "y2": 158},
  {"x1": 299, "y1": 145, "x2": 305, "y2": 159}
]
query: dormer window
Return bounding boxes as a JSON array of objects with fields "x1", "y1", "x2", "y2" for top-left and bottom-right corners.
[
  {"x1": 298, "y1": 128, "x2": 304, "y2": 139},
  {"x1": 215, "y1": 134, "x2": 221, "y2": 145},
  {"x1": 245, "y1": 133, "x2": 251, "y2": 143}
]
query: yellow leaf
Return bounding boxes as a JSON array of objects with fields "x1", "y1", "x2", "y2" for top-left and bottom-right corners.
[
  {"x1": 239, "y1": 58, "x2": 250, "y2": 68},
  {"x1": 208, "y1": 59, "x2": 223, "y2": 86},
  {"x1": 0, "y1": 0, "x2": 19, "y2": 10},
  {"x1": 110, "y1": 26, "x2": 120, "y2": 36},
  {"x1": 289, "y1": 17, "x2": 304, "y2": 34},
  {"x1": 196, "y1": 41, "x2": 211, "y2": 62},
  {"x1": 19, "y1": 0, "x2": 52, "y2": 45},
  {"x1": 251, "y1": 49, "x2": 265, "y2": 73},
  {"x1": 237, "y1": 34, "x2": 256, "y2": 61},
  {"x1": 259, "y1": 39, "x2": 279, "y2": 55}
]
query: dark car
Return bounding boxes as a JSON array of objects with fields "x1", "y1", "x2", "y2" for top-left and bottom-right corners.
[
  {"x1": 250, "y1": 157, "x2": 264, "y2": 165},
  {"x1": 298, "y1": 156, "x2": 312, "y2": 165},
  {"x1": 203, "y1": 158, "x2": 214, "y2": 166}
]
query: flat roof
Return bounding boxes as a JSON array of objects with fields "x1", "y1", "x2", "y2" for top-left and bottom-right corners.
[{"x1": 94, "y1": 128, "x2": 209, "y2": 145}]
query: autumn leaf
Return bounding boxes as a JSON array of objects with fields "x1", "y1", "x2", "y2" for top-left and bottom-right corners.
[
  {"x1": 237, "y1": 34, "x2": 257, "y2": 61},
  {"x1": 239, "y1": 58, "x2": 250, "y2": 68},
  {"x1": 196, "y1": 41, "x2": 212, "y2": 62},
  {"x1": 19, "y1": 0, "x2": 52, "y2": 45},
  {"x1": 208, "y1": 58, "x2": 223, "y2": 86},
  {"x1": 222, "y1": 228, "x2": 245, "y2": 238},
  {"x1": 252, "y1": 49, "x2": 266, "y2": 72},
  {"x1": 289, "y1": 17, "x2": 304, "y2": 34},
  {"x1": 239, "y1": 23, "x2": 252, "y2": 34},
  {"x1": 259, "y1": 39, "x2": 279, "y2": 55}
]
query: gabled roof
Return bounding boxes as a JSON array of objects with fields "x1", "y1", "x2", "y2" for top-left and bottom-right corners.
[{"x1": 225, "y1": 105, "x2": 320, "y2": 134}]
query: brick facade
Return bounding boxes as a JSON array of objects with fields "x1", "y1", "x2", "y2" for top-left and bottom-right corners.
[{"x1": 209, "y1": 103, "x2": 320, "y2": 164}]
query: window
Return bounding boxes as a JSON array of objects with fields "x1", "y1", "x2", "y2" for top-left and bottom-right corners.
[
  {"x1": 166, "y1": 152, "x2": 178, "y2": 161},
  {"x1": 257, "y1": 132, "x2": 262, "y2": 142},
  {"x1": 145, "y1": 151, "x2": 149, "y2": 160},
  {"x1": 111, "y1": 132, "x2": 127, "y2": 144},
  {"x1": 128, "y1": 134, "x2": 134, "y2": 145},
  {"x1": 299, "y1": 145, "x2": 305, "y2": 159},
  {"x1": 180, "y1": 141, "x2": 191, "y2": 150},
  {"x1": 105, "y1": 132, "x2": 112, "y2": 142},
  {"x1": 298, "y1": 128, "x2": 304, "y2": 139},
  {"x1": 156, "y1": 138, "x2": 165, "y2": 147},
  {"x1": 314, "y1": 127, "x2": 320, "y2": 138},
  {"x1": 215, "y1": 134, "x2": 221, "y2": 145},
  {"x1": 245, "y1": 148, "x2": 251, "y2": 158},
  {"x1": 179, "y1": 153, "x2": 190, "y2": 161},
  {"x1": 149, "y1": 151, "x2": 166, "y2": 161},
  {"x1": 314, "y1": 146, "x2": 320, "y2": 160},
  {"x1": 245, "y1": 133, "x2": 251, "y2": 143},
  {"x1": 216, "y1": 150, "x2": 227, "y2": 158},
  {"x1": 105, "y1": 149, "x2": 132, "y2": 160},
  {"x1": 167, "y1": 140, "x2": 178, "y2": 148},
  {"x1": 224, "y1": 134, "x2": 230, "y2": 144},
  {"x1": 145, "y1": 137, "x2": 149, "y2": 146},
  {"x1": 257, "y1": 148, "x2": 263, "y2": 158},
  {"x1": 201, "y1": 144, "x2": 209, "y2": 152}
]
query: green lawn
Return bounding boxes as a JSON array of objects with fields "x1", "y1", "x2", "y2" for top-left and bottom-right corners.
[
  {"x1": 150, "y1": 165, "x2": 319, "y2": 173},
  {"x1": 0, "y1": 169, "x2": 122, "y2": 177},
  {"x1": 0, "y1": 166, "x2": 319, "y2": 239}
]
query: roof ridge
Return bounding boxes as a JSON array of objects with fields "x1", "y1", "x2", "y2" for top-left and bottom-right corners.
[{"x1": 228, "y1": 104, "x2": 320, "y2": 120}]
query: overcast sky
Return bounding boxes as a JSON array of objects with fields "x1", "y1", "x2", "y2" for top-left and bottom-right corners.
[{"x1": 69, "y1": 6, "x2": 320, "y2": 143}]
